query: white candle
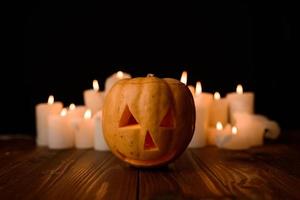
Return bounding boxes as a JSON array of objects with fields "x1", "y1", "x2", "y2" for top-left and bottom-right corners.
[
  {"x1": 265, "y1": 120, "x2": 281, "y2": 139},
  {"x1": 213, "y1": 123, "x2": 232, "y2": 146},
  {"x1": 35, "y1": 95, "x2": 63, "y2": 146},
  {"x1": 249, "y1": 114, "x2": 281, "y2": 139},
  {"x1": 74, "y1": 109, "x2": 94, "y2": 149},
  {"x1": 207, "y1": 121, "x2": 225, "y2": 145},
  {"x1": 93, "y1": 111, "x2": 109, "y2": 151},
  {"x1": 67, "y1": 103, "x2": 87, "y2": 118},
  {"x1": 216, "y1": 113, "x2": 269, "y2": 150},
  {"x1": 209, "y1": 92, "x2": 229, "y2": 127},
  {"x1": 83, "y1": 80, "x2": 104, "y2": 115},
  {"x1": 189, "y1": 81, "x2": 213, "y2": 148},
  {"x1": 105, "y1": 71, "x2": 131, "y2": 94},
  {"x1": 216, "y1": 125, "x2": 252, "y2": 150},
  {"x1": 226, "y1": 84, "x2": 254, "y2": 123},
  {"x1": 181, "y1": 71, "x2": 195, "y2": 96},
  {"x1": 48, "y1": 108, "x2": 74, "y2": 149}
]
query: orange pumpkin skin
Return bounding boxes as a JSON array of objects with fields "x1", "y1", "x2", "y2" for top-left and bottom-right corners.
[{"x1": 102, "y1": 77, "x2": 195, "y2": 167}]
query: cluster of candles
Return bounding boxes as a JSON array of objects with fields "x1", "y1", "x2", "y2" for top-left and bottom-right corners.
[
  {"x1": 35, "y1": 70, "x2": 280, "y2": 151},
  {"x1": 180, "y1": 71, "x2": 280, "y2": 150},
  {"x1": 35, "y1": 71, "x2": 131, "y2": 150}
]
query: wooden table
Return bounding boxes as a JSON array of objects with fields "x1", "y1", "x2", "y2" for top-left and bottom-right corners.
[{"x1": 0, "y1": 131, "x2": 300, "y2": 200}]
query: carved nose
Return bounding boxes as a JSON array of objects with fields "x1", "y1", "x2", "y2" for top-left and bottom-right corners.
[{"x1": 144, "y1": 131, "x2": 157, "y2": 150}]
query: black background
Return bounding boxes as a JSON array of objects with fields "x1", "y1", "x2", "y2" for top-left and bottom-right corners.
[{"x1": 0, "y1": 1, "x2": 298, "y2": 135}]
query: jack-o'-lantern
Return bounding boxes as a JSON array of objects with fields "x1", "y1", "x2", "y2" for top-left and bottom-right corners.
[{"x1": 102, "y1": 76, "x2": 195, "y2": 167}]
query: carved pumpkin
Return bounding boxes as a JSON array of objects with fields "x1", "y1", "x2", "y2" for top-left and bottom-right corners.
[{"x1": 102, "y1": 76, "x2": 195, "y2": 167}]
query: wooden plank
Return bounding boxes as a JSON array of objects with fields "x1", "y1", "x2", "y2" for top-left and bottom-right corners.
[
  {"x1": 0, "y1": 138, "x2": 38, "y2": 172},
  {"x1": 1, "y1": 132, "x2": 300, "y2": 200},
  {"x1": 0, "y1": 147, "x2": 61, "y2": 187},
  {"x1": 191, "y1": 145, "x2": 300, "y2": 200},
  {"x1": 0, "y1": 149, "x2": 138, "y2": 200},
  {"x1": 249, "y1": 144, "x2": 300, "y2": 179},
  {"x1": 31, "y1": 150, "x2": 137, "y2": 200},
  {"x1": 0, "y1": 148, "x2": 83, "y2": 199},
  {"x1": 138, "y1": 150, "x2": 232, "y2": 200}
]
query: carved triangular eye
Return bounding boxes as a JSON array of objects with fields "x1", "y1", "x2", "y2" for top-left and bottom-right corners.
[
  {"x1": 119, "y1": 105, "x2": 138, "y2": 127},
  {"x1": 160, "y1": 107, "x2": 174, "y2": 127}
]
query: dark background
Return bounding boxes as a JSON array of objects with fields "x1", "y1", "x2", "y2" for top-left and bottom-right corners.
[{"x1": 0, "y1": 1, "x2": 298, "y2": 135}]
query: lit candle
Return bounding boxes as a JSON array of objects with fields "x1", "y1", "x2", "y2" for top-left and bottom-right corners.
[
  {"x1": 212, "y1": 122, "x2": 233, "y2": 146},
  {"x1": 216, "y1": 113, "x2": 271, "y2": 150},
  {"x1": 180, "y1": 71, "x2": 195, "y2": 95},
  {"x1": 74, "y1": 109, "x2": 94, "y2": 149},
  {"x1": 67, "y1": 103, "x2": 87, "y2": 118},
  {"x1": 209, "y1": 92, "x2": 229, "y2": 127},
  {"x1": 35, "y1": 95, "x2": 63, "y2": 146},
  {"x1": 226, "y1": 84, "x2": 254, "y2": 123},
  {"x1": 189, "y1": 81, "x2": 213, "y2": 148},
  {"x1": 215, "y1": 125, "x2": 252, "y2": 150},
  {"x1": 207, "y1": 121, "x2": 223, "y2": 145},
  {"x1": 83, "y1": 80, "x2": 104, "y2": 115},
  {"x1": 93, "y1": 111, "x2": 110, "y2": 151},
  {"x1": 48, "y1": 108, "x2": 74, "y2": 149},
  {"x1": 105, "y1": 71, "x2": 131, "y2": 94}
]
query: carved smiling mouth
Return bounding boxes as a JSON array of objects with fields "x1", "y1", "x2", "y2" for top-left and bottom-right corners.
[{"x1": 144, "y1": 131, "x2": 158, "y2": 151}]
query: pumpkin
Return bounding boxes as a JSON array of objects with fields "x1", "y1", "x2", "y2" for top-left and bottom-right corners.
[{"x1": 102, "y1": 76, "x2": 195, "y2": 167}]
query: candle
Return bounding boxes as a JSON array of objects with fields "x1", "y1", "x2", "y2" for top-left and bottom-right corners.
[
  {"x1": 251, "y1": 114, "x2": 281, "y2": 139},
  {"x1": 35, "y1": 95, "x2": 63, "y2": 146},
  {"x1": 265, "y1": 120, "x2": 281, "y2": 139},
  {"x1": 74, "y1": 109, "x2": 94, "y2": 149},
  {"x1": 105, "y1": 71, "x2": 131, "y2": 94},
  {"x1": 67, "y1": 103, "x2": 87, "y2": 118},
  {"x1": 226, "y1": 84, "x2": 254, "y2": 123},
  {"x1": 48, "y1": 108, "x2": 74, "y2": 149},
  {"x1": 83, "y1": 80, "x2": 104, "y2": 115},
  {"x1": 180, "y1": 71, "x2": 195, "y2": 95},
  {"x1": 209, "y1": 92, "x2": 229, "y2": 127},
  {"x1": 216, "y1": 113, "x2": 268, "y2": 150},
  {"x1": 216, "y1": 125, "x2": 252, "y2": 150},
  {"x1": 93, "y1": 111, "x2": 109, "y2": 151},
  {"x1": 189, "y1": 81, "x2": 213, "y2": 148},
  {"x1": 212, "y1": 122, "x2": 232, "y2": 145},
  {"x1": 207, "y1": 121, "x2": 224, "y2": 145}
]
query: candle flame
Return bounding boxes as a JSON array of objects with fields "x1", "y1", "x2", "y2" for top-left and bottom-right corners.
[
  {"x1": 48, "y1": 95, "x2": 54, "y2": 105},
  {"x1": 147, "y1": 73, "x2": 154, "y2": 77},
  {"x1": 60, "y1": 108, "x2": 67, "y2": 117},
  {"x1": 116, "y1": 71, "x2": 124, "y2": 79},
  {"x1": 214, "y1": 92, "x2": 221, "y2": 100},
  {"x1": 236, "y1": 84, "x2": 243, "y2": 94},
  {"x1": 93, "y1": 80, "x2": 99, "y2": 91},
  {"x1": 195, "y1": 81, "x2": 202, "y2": 96},
  {"x1": 69, "y1": 103, "x2": 76, "y2": 110},
  {"x1": 232, "y1": 126, "x2": 238, "y2": 135},
  {"x1": 216, "y1": 121, "x2": 223, "y2": 130},
  {"x1": 180, "y1": 71, "x2": 187, "y2": 85},
  {"x1": 84, "y1": 109, "x2": 92, "y2": 119}
]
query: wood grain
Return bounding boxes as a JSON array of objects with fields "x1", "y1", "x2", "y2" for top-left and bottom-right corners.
[
  {"x1": 0, "y1": 131, "x2": 300, "y2": 200},
  {"x1": 138, "y1": 150, "x2": 232, "y2": 200},
  {"x1": 191, "y1": 145, "x2": 300, "y2": 199},
  {"x1": 39, "y1": 150, "x2": 138, "y2": 200},
  {"x1": 0, "y1": 148, "x2": 138, "y2": 200}
]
